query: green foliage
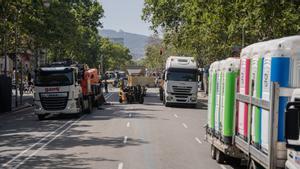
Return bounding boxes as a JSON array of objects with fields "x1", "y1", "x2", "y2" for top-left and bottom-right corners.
[
  {"x1": 0, "y1": 0, "x2": 132, "y2": 70},
  {"x1": 142, "y1": 0, "x2": 300, "y2": 65}
]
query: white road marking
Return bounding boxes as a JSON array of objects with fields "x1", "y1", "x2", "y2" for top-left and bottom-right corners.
[
  {"x1": 220, "y1": 164, "x2": 227, "y2": 169},
  {"x1": 174, "y1": 114, "x2": 178, "y2": 118},
  {"x1": 126, "y1": 122, "x2": 130, "y2": 128},
  {"x1": 12, "y1": 115, "x2": 86, "y2": 169},
  {"x1": 182, "y1": 123, "x2": 188, "y2": 129},
  {"x1": 129, "y1": 113, "x2": 132, "y2": 118},
  {"x1": 104, "y1": 93, "x2": 113, "y2": 100},
  {"x1": 118, "y1": 163, "x2": 124, "y2": 169},
  {"x1": 2, "y1": 119, "x2": 74, "y2": 167},
  {"x1": 123, "y1": 136, "x2": 128, "y2": 144},
  {"x1": 195, "y1": 137, "x2": 202, "y2": 144}
]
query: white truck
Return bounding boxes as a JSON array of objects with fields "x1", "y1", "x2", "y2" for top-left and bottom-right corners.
[
  {"x1": 34, "y1": 62, "x2": 103, "y2": 120},
  {"x1": 160, "y1": 56, "x2": 198, "y2": 107}
]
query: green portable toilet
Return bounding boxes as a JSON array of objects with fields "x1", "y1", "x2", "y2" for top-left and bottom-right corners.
[
  {"x1": 215, "y1": 61, "x2": 223, "y2": 135},
  {"x1": 221, "y1": 58, "x2": 240, "y2": 144},
  {"x1": 208, "y1": 61, "x2": 218, "y2": 132}
]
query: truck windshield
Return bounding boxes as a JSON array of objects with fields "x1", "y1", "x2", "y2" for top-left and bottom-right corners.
[
  {"x1": 166, "y1": 68, "x2": 197, "y2": 82},
  {"x1": 35, "y1": 70, "x2": 74, "y2": 86}
]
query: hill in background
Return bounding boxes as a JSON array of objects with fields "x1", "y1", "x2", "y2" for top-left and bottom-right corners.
[{"x1": 99, "y1": 29, "x2": 149, "y2": 60}]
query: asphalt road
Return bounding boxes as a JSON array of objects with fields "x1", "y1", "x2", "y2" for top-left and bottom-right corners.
[{"x1": 0, "y1": 88, "x2": 244, "y2": 169}]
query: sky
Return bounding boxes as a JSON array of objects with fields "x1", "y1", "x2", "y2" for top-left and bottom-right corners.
[{"x1": 99, "y1": 0, "x2": 153, "y2": 36}]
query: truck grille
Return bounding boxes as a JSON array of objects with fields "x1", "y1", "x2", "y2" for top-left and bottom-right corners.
[
  {"x1": 172, "y1": 86, "x2": 192, "y2": 93},
  {"x1": 40, "y1": 93, "x2": 68, "y2": 111}
]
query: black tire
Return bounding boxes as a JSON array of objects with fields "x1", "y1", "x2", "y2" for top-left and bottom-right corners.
[
  {"x1": 249, "y1": 159, "x2": 263, "y2": 169},
  {"x1": 215, "y1": 149, "x2": 225, "y2": 164},
  {"x1": 85, "y1": 97, "x2": 93, "y2": 114},
  {"x1": 37, "y1": 114, "x2": 46, "y2": 121},
  {"x1": 165, "y1": 102, "x2": 170, "y2": 107},
  {"x1": 163, "y1": 94, "x2": 166, "y2": 105},
  {"x1": 211, "y1": 145, "x2": 216, "y2": 160},
  {"x1": 139, "y1": 97, "x2": 144, "y2": 104}
]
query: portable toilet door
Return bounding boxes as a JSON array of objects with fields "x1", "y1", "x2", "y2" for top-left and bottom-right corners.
[
  {"x1": 250, "y1": 43, "x2": 264, "y2": 147},
  {"x1": 222, "y1": 58, "x2": 240, "y2": 144},
  {"x1": 215, "y1": 62, "x2": 222, "y2": 135},
  {"x1": 208, "y1": 62, "x2": 217, "y2": 132},
  {"x1": 219, "y1": 60, "x2": 226, "y2": 135},
  {"x1": 260, "y1": 39, "x2": 279, "y2": 153},
  {"x1": 238, "y1": 47, "x2": 252, "y2": 141},
  {"x1": 273, "y1": 36, "x2": 300, "y2": 142}
]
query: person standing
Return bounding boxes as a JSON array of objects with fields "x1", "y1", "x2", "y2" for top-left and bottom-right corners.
[{"x1": 104, "y1": 73, "x2": 108, "y2": 93}]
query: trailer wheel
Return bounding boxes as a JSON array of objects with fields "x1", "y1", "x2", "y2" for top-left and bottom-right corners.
[
  {"x1": 211, "y1": 145, "x2": 216, "y2": 160},
  {"x1": 249, "y1": 159, "x2": 263, "y2": 169},
  {"x1": 215, "y1": 149, "x2": 225, "y2": 164}
]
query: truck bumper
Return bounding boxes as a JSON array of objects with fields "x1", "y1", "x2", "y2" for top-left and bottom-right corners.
[
  {"x1": 34, "y1": 100, "x2": 80, "y2": 115},
  {"x1": 165, "y1": 92, "x2": 198, "y2": 104}
]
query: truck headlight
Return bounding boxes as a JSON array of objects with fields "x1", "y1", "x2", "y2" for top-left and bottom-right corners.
[
  {"x1": 67, "y1": 102, "x2": 76, "y2": 109},
  {"x1": 167, "y1": 96, "x2": 173, "y2": 101}
]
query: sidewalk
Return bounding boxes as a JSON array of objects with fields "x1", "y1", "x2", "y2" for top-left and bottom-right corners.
[{"x1": 11, "y1": 89, "x2": 33, "y2": 112}]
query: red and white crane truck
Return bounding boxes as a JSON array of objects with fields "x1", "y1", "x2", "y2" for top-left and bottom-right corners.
[{"x1": 34, "y1": 61, "x2": 103, "y2": 120}]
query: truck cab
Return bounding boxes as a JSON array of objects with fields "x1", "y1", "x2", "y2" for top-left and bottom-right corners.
[
  {"x1": 34, "y1": 62, "x2": 102, "y2": 120},
  {"x1": 34, "y1": 66, "x2": 81, "y2": 119},
  {"x1": 162, "y1": 56, "x2": 198, "y2": 107}
]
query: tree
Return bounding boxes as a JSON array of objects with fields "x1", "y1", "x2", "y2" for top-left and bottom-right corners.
[{"x1": 142, "y1": 0, "x2": 300, "y2": 65}]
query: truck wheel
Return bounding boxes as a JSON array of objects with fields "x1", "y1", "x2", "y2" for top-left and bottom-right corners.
[
  {"x1": 139, "y1": 97, "x2": 144, "y2": 104},
  {"x1": 85, "y1": 97, "x2": 93, "y2": 114},
  {"x1": 37, "y1": 114, "x2": 46, "y2": 121},
  {"x1": 211, "y1": 145, "x2": 216, "y2": 160},
  {"x1": 215, "y1": 149, "x2": 225, "y2": 164},
  {"x1": 249, "y1": 159, "x2": 263, "y2": 169}
]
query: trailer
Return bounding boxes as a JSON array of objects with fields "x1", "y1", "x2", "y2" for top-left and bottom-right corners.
[{"x1": 206, "y1": 36, "x2": 300, "y2": 169}]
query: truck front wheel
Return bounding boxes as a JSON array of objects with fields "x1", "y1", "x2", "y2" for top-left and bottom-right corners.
[{"x1": 37, "y1": 114, "x2": 46, "y2": 121}]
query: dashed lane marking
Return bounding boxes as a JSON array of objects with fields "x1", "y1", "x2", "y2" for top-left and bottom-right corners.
[
  {"x1": 195, "y1": 137, "x2": 202, "y2": 144},
  {"x1": 174, "y1": 114, "x2": 178, "y2": 118},
  {"x1": 126, "y1": 122, "x2": 130, "y2": 128},
  {"x1": 118, "y1": 163, "x2": 124, "y2": 169},
  {"x1": 182, "y1": 123, "x2": 188, "y2": 129},
  {"x1": 123, "y1": 136, "x2": 128, "y2": 144}
]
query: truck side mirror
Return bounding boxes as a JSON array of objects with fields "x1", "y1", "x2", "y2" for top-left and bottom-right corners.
[{"x1": 285, "y1": 102, "x2": 300, "y2": 140}]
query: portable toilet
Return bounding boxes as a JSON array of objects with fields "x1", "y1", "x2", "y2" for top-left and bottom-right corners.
[
  {"x1": 215, "y1": 61, "x2": 223, "y2": 135},
  {"x1": 219, "y1": 60, "x2": 226, "y2": 135},
  {"x1": 237, "y1": 45, "x2": 252, "y2": 141},
  {"x1": 261, "y1": 36, "x2": 300, "y2": 153},
  {"x1": 221, "y1": 58, "x2": 240, "y2": 144},
  {"x1": 208, "y1": 61, "x2": 218, "y2": 132},
  {"x1": 250, "y1": 42, "x2": 264, "y2": 147}
]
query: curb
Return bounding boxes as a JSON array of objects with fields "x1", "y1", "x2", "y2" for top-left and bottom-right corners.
[{"x1": 1, "y1": 103, "x2": 33, "y2": 116}]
